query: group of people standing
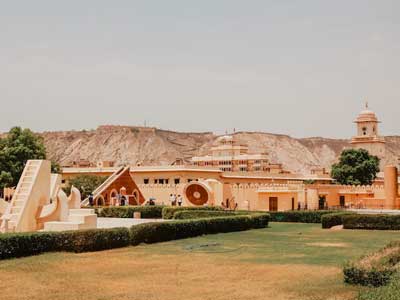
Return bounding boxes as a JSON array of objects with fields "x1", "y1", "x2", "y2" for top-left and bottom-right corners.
[
  {"x1": 87, "y1": 193, "x2": 128, "y2": 207},
  {"x1": 169, "y1": 194, "x2": 183, "y2": 206}
]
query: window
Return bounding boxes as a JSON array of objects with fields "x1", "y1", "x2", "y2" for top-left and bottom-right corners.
[
  {"x1": 362, "y1": 127, "x2": 367, "y2": 135},
  {"x1": 174, "y1": 178, "x2": 180, "y2": 184},
  {"x1": 165, "y1": 179, "x2": 169, "y2": 184},
  {"x1": 144, "y1": 178, "x2": 149, "y2": 184},
  {"x1": 188, "y1": 179, "x2": 193, "y2": 183},
  {"x1": 154, "y1": 179, "x2": 158, "y2": 184},
  {"x1": 159, "y1": 179, "x2": 165, "y2": 184},
  {"x1": 61, "y1": 179, "x2": 66, "y2": 184}
]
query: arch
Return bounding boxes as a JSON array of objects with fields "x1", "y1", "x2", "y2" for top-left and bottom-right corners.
[
  {"x1": 110, "y1": 189, "x2": 118, "y2": 206},
  {"x1": 131, "y1": 189, "x2": 139, "y2": 205},
  {"x1": 96, "y1": 195, "x2": 105, "y2": 206}
]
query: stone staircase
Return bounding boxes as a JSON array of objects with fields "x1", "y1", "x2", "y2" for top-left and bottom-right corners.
[
  {"x1": 44, "y1": 209, "x2": 97, "y2": 231},
  {"x1": 0, "y1": 160, "x2": 43, "y2": 233}
]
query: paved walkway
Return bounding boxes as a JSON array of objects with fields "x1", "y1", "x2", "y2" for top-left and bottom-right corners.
[{"x1": 97, "y1": 218, "x2": 164, "y2": 229}]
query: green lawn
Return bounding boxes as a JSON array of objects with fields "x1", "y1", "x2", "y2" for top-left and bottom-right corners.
[{"x1": 0, "y1": 223, "x2": 399, "y2": 300}]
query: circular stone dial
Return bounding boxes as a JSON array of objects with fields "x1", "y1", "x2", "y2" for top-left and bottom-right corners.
[{"x1": 185, "y1": 184, "x2": 209, "y2": 206}]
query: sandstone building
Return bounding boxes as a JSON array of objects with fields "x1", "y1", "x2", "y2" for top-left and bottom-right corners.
[
  {"x1": 191, "y1": 135, "x2": 287, "y2": 174},
  {"x1": 351, "y1": 103, "x2": 386, "y2": 166}
]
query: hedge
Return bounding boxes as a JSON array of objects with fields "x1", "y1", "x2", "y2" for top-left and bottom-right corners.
[
  {"x1": 162, "y1": 206, "x2": 223, "y2": 219},
  {"x1": 173, "y1": 210, "x2": 245, "y2": 220},
  {"x1": 0, "y1": 214, "x2": 269, "y2": 260},
  {"x1": 344, "y1": 241, "x2": 400, "y2": 287},
  {"x1": 357, "y1": 273, "x2": 400, "y2": 300},
  {"x1": 97, "y1": 206, "x2": 165, "y2": 219},
  {"x1": 321, "y1": 212, "x2": 355, "y2": 229},
  {"x1": 131, "y1": 213, "x2": 270, "y2": 245},
  {"x1": 0, "y1": 227, "x2": 130, "y2": 260},
  {"x1": 343, "y1": 214, "x2": 400, "y2": 230},
  {"x1": 269, "y1": 211, "x2": 339, "y2": 223}
]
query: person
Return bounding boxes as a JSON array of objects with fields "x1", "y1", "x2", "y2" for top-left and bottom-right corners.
[
  {"x1": 121, "y1": 196, "x2": 126, "y2": 206},
  {"x1": 169, "y1": 194, "x2": 176, "y2": 206},
  {"x1": 177, "y1": 195, "x2": 183, "y2": 206},
  {"x1": 88, "y1": 194, "x2": 94, "y2": 207}
]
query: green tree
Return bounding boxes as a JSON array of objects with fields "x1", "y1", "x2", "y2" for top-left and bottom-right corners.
[
  {"x1": 51, "y1": 161, "x2": 62, "y2": 174},
  {"x1": 0, "y1": 126, "x2": 61, "y2": 188},
  {"x1": 331, "y1": 149, "x2": 380, "y2": 185},
  {"x1": 64, "y1": 175, "x2": 107, "y2": 199},
  {"x1": 0, "y1": 171, "x2": 13, "y2": 190}
]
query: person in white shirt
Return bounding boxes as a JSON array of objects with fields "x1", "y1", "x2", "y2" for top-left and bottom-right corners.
[
  {"x1": 169, "y1": 194, "x2": 176, "y2": 206},
  {"x1": 177, "y1": 195, "x2": 183, "y2": 206}
]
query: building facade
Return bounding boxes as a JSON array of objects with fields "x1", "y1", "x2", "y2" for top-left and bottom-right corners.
[
  {"x1": 191, "y1": 135, "x2": 287, "y2": 174},
  {"x1": 351, "y1": 103, "x2": 386, "y2": 163}
]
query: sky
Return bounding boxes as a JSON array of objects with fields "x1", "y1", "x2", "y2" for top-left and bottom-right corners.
[{"x1": 0, "y1": 0, "x2": 399, "y2": 138}]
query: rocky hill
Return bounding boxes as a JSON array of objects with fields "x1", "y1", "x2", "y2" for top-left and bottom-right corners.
[{"x1": 34, "y1": 125, "x2": 400, "y2": 174}]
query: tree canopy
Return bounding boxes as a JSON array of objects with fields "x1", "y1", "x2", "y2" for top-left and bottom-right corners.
[
  {"x1": 63, "y1": 175, "x2": 107, "y2": 199},
  {"x1": 0, "y1": 127, "x2": 60, "y2": 189},
  {"x1": 331, "y1": 148, "x2": 380, "y2": 185}
]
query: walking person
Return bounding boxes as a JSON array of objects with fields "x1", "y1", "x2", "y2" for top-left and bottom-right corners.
[
  {"x1": 177, "y1": 195, "x2": 183, "y2": 206},
  {"x1": 88, "y1": 193, "x2": 94, "y2": 207}
]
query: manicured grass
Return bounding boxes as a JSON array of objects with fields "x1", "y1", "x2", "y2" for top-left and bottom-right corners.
[{"x1": 0, "y1": 223, "x2": 399, "y2": 300}]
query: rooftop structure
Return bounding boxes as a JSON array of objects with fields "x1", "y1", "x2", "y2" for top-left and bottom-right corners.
[
  {"x1": 351, "y1": 103, "x2": 386, "y2": 162},
  {"x1": 192, "y1": 135, "x2": 287, "y2": 174}
]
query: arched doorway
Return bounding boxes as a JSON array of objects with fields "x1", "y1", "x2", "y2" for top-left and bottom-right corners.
[
  {"x1": 110, "y1": 189, "x2": 118, "y2": 206},
  {"x1": 96, "y1": 195, "x2": 105, "y2": 206}
]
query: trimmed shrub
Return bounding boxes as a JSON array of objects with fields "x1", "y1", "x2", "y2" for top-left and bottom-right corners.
[
  {"x1": 358, "y1": 273, "x2": 400, "y2": 300},
  {"x1": 130, "y1": 213, "x2": 270, "y2": 245},
  {"x1": 344, "y1": 241, "x2": 400, "y2": 287},
  {"x1": 321, "y1": 212, "x2": 354, "y2": 229},
  {"x1": 0, "y1": 231, "x2": 59, "y2": 260},
  {"x1": 173, "y1": 210, "x2": 244, "y2": 220},
  {"x1": 55, "y1": 228, "x2": 131, "y2": 253},
  {"x1": 269, "y1": 211, "x2": 338, "y2": 223},
  {"x1": 0, "y1": 227, "x2": 130, "y2": 260},
  {"x1": 343, "y1": 214, "x2": 400, "y2": 230},
  {"x1": 97, "y1": 206, "x2": 165, "y2": 219},
  {"x1": 162, "y1": 206, "x2": 223, "y2": 219}
]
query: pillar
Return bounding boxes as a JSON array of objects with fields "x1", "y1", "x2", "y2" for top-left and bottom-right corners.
[{"x1": 384, "y1": 166, "x2": 398, "y2": 209}]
